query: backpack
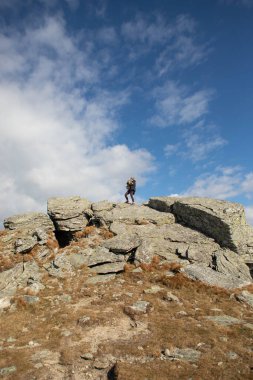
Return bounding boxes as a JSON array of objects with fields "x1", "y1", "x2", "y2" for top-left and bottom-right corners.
[{"x1": 126, "y1": 178, "x2": 136, "y2": 189}]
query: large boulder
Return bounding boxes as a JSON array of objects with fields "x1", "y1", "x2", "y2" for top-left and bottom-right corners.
[
  {"x1": 148, "y1": 197, "x2": 253, "y2": 255},
  {"x1": 47, "y1": 196, "x2": 91, "y2": 232},
  {"x1": 4, "y1": 212, "x2": 54, "y2": 231}
]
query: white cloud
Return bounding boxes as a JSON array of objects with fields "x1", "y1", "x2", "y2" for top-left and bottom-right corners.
[
  {"x1": 183, "y1": 167, "x2": 253, "y2": 199},
  {"x1": 241, "y1": 173, "x2": 253, "y2": 197},
  {"x1": 245, "y1": 206, "x2": 253, "y2": 225},
  {"x1": 151, "y1": 81, "x2": 213, "y2": 127},
  {"x1": 0, "y1": 16, "x2": 154, "y2": 222},
  {"x1": 184, "y1": 173, "x2": 240, "y2": 199}
]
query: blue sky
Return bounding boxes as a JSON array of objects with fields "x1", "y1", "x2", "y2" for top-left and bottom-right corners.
[{"x1": 0, "y1": 0, "x2": 252, "y2": 224}]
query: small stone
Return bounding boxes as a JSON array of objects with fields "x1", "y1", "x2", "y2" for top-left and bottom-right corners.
[
  {"x1": 144, "y1": 285, "x2": 163, "y2": 294},
  {"x1": 164, "y1": 348, "x2": 171, "y2": 357},
  {"x1": 81, "y1": 353, "x2": 94, "y2": 360},
  {"x1": 93, "y1": 358, "x2": 109, "y2": 369},
  {"x1": 163, "y1": 292, "x2": 180, "y2": 303},
  {"x1": 6, "y1": 337, "x2": 16, "y2": 343},
  {"x1": 78, "y1": 316, "x2": 91, "y2": 326},
  {"x1": 22, "y1": 295, "x2": 40, "y2": 304},
  {"x1": 227, "y1": 351, "x2": 238, "y2": 360},
  {"x1": 34, "y1": 363, "x2": 43, "y2": 369},
  {"x1": 177, "y1": 311, "x2": 187, "y2": 316},
  {"x1": 0, "y1": 366, "x2": 17, "y2": 376},
  {"x1": 219, "y1": 336, "x2": 228, "y2": 342},
  {"x1": 218, "y1": 362, "x2": 223, "y2": 366},
  {"x1": 132, "y1": 267, "x2": 143, "y2": 273},
  {"x1": 61, "y1": 330, "x2": 72, "y2": 337},
  {"x1": 28, "y1": 341, "x2": 39, "y2": 347},
  {"x1": 124, "y1": 300, "x2": 151, "y2": 316}
]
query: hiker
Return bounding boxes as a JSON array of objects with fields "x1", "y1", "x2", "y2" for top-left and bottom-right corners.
[{"x1": 125, "y1": 177, "x2": 136, "y2": 204}]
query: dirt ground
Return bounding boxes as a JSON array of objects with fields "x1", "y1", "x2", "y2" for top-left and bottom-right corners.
[{"x1": 0, "y1": 260, "x2": 253, "y2": 380}]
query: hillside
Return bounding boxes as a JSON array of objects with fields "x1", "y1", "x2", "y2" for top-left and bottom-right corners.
[{"x1": 0, "y1": 196, "x2": 253, "y2": 380}]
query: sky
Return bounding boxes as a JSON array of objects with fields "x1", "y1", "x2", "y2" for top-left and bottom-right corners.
[{"x1": 0, "y1": 0, "x2": 252, "y2": 225}]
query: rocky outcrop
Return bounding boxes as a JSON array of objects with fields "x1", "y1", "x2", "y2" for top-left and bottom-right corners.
[
  {"x1": 4, "y1": 212, "x2": 54, "y2": 231},
  {"x1": 0, "y1": 196, "x2": 252, "y2": 305},
  {"x1": 47, "y1": 196, "x2": 91, "y2": 232},
  {"x1": 148, "y1": 196, "x2": 253, "y2": 255}
]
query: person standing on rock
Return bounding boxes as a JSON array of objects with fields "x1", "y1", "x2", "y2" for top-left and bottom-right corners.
[{"x1": 125, "y1": 177, "x2": 136, "y2": 204}]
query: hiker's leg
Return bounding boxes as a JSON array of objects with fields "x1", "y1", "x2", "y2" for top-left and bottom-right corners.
[
  {"x1": 130, "y1": 190, "x2": 135, "y2": 203},
  {"x1": 125, "y1": 190, "x2": 129, "y2": 203}
]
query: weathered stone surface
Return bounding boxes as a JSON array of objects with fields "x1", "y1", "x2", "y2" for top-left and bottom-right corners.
[
  {"x1": 164, "y1": 347, "x2": 201, "y2": 362},
  {"x1": 91, "y1": 261, "x2": 125, "y2": 274},
  {"x1": 0, "y1": 263, "x2": 23, "y2": 298},
  {"x1": 124, "y1": 300, "x2": 151, "y2": 316},
  {"x1": 235, "y1": 290, "x2": 253, "y2": 308},
  {"x1": 85, "y1": 274, "x2": 116, "y2": 284},
  {"x1": 91, "y1": 200, "x2": 114, "y2": 213},
  {"x1": 184, "y1": 263, "x2": 251, "y2": 289},
  {"x1": 148, "y1": 196, "x2": 181, "y2": 213},
  {"x1": 0, "y1": 261, "x2": 42, "y2": 301},
  {"x1": 163, "y1": 292, "x2": 180, "y2": 303},
  {"x1": 14, "y1": 235, "x2": 37, "y2": 254},
  {"x1": 173, "y1": 197, "x2": 249, "y2": 254},
  {"x1": 44, "y1": 255, "x2": 74, "y2": 278},
  {"x1": 0, "y1": 297, "x2": 11, "y2": 310},
  {"x1": 78, "y1": 316, "x2": 91, "y2": 326},
  {"x1": 4, "y1": 212, "x2": 54, "y2": 231},
  {"x1": 148, "y1": 197, "x2": 253, "y2": 256},
  {"x1": 102, "y1": 233, "x2": 141, "y2": 253},
  {"x1": 211, "y1": 249, "x2": 251, "y2": 282},
  {"x1": 0, "y1": 366, "x2": 17, "y2": 376},
  {"x1": 66, "y1": 247, "x2": 126, "y2": 268},
  {"x1": 143, "y1": 285, "x2": 164, "y2": 294},
  {"x1": 205, "y1": 315, "x2": 242, "y2": 326},
  {"x1": 94, "y1": 203, "x2": 175, "y2": 226},
  {"x1": 47, "y1": 196, "x2": 91, "y2": 231}
]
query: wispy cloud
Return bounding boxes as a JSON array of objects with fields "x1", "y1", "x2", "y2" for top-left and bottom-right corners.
[
  {"x1": 184, "y1": 166, "x2": 253, "y2": 199},
  {"x1": 182, "y1": 125, "x2": 227, "y2": 162},
  {"x1": 0, "y1": 15, "x2": 154, "y2": 221},
  {"x1": 164, "y1": 144, "x2": 180, "y2": 157},
  {"x1": 121, "y1": 14, "x2": 209, "y2": 72},
  {"x1": 151, "y1": 81, "x2": 213, "y2": 127}
]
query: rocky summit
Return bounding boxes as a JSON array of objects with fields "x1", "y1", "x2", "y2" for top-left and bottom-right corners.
[{"x1": 0, "y1": 196, "x2": 253, "y2": 379}]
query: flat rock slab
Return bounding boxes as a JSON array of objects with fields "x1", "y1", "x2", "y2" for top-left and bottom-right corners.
[
  {"x1": 85, "y1": 274, "x2": 116, "y2": 284},
  {"x1": 184, "y1": 263, "x2": 251, "y2": 289},
  {"x1": 4, "y1": 212, "x2": 54, "y2": 231},
  {"x1": 94, "y1": 203, "x2": 175, "y2": 226},
  {"x1": 103, "y1": 233, "x2": 141, "y2": 253},
  {"x1": 65, "y1": 247, "x2": 126, "y2": 268},
  {"x1": 90, "y1": 261, "x2": 125, "y2": 274},
  {"x1": 165, "y1": 348, "x2": 201, "y2": 362},
  {"x1": 205, "y1": 315, "x2": 242, "y2": 326},
  {"x1": 47, "y1": 196, "x2": 91, "y2": 231}
]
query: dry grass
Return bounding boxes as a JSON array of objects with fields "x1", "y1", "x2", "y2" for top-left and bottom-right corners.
[
  {"x1": 0, "y1": 262, "x2": 252, "y2": 380},
  {"x1": 74, "y1": 226, "x2": 97, "y2": 239}
]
